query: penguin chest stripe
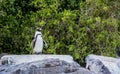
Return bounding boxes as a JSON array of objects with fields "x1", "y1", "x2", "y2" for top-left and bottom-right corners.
[{"x1": 34, "y1": 34, "x2": 43, "y2": 49}]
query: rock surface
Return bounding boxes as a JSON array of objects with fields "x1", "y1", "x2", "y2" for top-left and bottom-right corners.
[
  {"x1": 86, "y1": 54, "x2": 120, "y2": 74},
  {"x1": 1, "y1": 55, "x2": 73, "y2": 65},
  {"x1": 0, "y1": 53, "x2": 8, "y2": 65},
  {"x1": 0, "y1": 59, "x2": 94, "y2": 74},
  {"x1": 0, "y1": 53, "x2": 8, "y2": 59}
]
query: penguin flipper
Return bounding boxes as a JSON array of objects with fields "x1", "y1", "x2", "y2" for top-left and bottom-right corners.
[
  {"x1": 30, "y1": 38, "x2": 36, "y2": 49},
  {"x1": 43, "y1": 40, "x2": 48, "y2": 49},
  {"x1": 115, "y1": 46, "x2": 120, "y2": 58}
]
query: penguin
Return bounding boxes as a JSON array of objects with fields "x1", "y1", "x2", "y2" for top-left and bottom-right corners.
[{"x1": 30, "y1": 28, "x2": 48, "y2": 54}]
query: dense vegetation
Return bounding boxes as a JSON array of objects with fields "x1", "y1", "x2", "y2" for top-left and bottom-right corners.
[{"x1": 0, "y1": 0, "x2": 120, "y2": 66}]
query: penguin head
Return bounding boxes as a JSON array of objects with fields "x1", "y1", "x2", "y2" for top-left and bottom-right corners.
[
  {"x1": 35, "y1": 27, "x2": 42, "y2": 36},
  {"x1": 36, "y1": 27, "x2": 42, "y2": 32}
]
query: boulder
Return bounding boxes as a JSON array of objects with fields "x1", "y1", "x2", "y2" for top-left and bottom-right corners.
[
  {"x1": 0, "y1": 53, "x2": 9, "y2": 65},
  {"x1": 0, "y1": 53, "x2": 8, "y2": 59},
  {"x1": 1, "y1": 55, "x2": 73, "y2": 65},
  {"x1": 85, "y1": 54, "x2": 120, "y2": 74},
  {"x1": 0, "y1": 59, "x2": 94, "y2": 74}
]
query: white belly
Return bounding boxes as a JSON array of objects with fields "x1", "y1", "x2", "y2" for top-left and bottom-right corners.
[{"x1": 33, "y1": 36, "x2": 43, "y2": 53}]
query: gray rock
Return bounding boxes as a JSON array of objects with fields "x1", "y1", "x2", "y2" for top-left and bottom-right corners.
[
  {"x1": 116, "y1": 59, "x2": 120, "y2": 69},
  {"x1": 0, "y1": 59, "x2": 94, "y2": 74},
  {"x1": 0, "y1": 53, "x2": 8, "y2": 65},
  {"x1": 86, "y1": 54, "x2": 120, "y2": 74},
  {"x1": 0, "y1": 53, "x2": 8, "y2": 59},
  {"x1": 1, "y1": 55, "x2": 73, "y2": 65}
]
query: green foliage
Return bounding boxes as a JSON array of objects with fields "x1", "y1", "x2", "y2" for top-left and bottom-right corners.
[{"x1": 0, "y1": 0, "x2": 120, "y2": 66}]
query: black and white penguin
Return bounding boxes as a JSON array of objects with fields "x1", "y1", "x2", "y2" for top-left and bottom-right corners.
[{"x1": 31, "y1": 28, "x2": 48, "y2": 54}]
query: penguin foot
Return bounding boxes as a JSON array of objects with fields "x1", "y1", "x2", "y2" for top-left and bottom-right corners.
[{"x1": 33, "y1": 52, "x2": 42, "y2": 55}]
